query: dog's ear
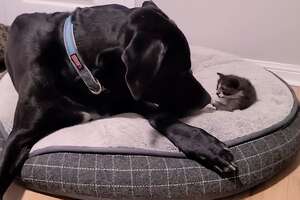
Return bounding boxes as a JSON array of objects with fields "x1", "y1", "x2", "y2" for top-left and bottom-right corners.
[
  {"x1": 121, "y1": 32, "x2": 166, "y2": 100},
  {"x1": 142, "y1": 1, "x2": 159, "y2": 8}
]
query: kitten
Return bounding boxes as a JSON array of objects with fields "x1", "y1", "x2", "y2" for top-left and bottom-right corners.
[{"x1": 212, "y1": 73, "x2": 257, "y2": 111}]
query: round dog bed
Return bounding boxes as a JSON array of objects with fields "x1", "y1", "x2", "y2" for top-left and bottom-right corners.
[{"x1": 0, "y1": 47, "x2": 299, "y2": 200}]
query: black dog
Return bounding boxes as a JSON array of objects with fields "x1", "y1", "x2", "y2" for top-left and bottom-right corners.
[{"x1": 0, "y1": 1, "x2": 237, "y2": 198}]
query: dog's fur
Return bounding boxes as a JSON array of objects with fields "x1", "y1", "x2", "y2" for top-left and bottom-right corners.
[{"x1": 0, "y1": 2, "x2": 237, "y2": 197}]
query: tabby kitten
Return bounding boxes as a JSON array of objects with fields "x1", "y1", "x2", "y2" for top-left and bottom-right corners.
[{"x1": 212, "y1": 73, "x2": 257, "y2": 111}]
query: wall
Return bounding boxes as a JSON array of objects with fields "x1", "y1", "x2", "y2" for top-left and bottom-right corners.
[
  {"x1": 154, "y1": 0, "x2": 300, "y2": 65},
  {"x1": 0, "y1": 0, "x2": 137, "y2": 25},
  {"x1": 1, "y1": 0, "x2": 299, "y2": 65}
]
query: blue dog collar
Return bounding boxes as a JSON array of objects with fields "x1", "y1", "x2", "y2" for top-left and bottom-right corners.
[{"x1": 63, "y1": 16, "x2": 103, "y2": 95}]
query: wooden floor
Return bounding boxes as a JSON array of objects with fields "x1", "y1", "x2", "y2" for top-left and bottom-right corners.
[{"x1": 3, "y1": 87, "x2": 300, "y2": 200}]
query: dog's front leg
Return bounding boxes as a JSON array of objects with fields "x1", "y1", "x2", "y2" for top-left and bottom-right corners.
[
  {"x1": 0, "y1": 98, "x2": 83, "y2": 199},
  {"x1": 148, "y1": 113, "x2": 237, "y2": 176},
  {"x1": 133, "y1": 103, "x2": 237, "y2": 176},
  {"x1": 0, "y1": 129, "x2": 39, "y2": 198}
]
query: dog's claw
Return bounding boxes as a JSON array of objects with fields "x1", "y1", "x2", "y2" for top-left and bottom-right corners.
[
  {"x1": 229, "y1": 163, "x2": 237, "y2": 171},
  {"x1": 223, "y1": 160, "x2": 237, "y2": 172},
  {"x1": 223, "y1": 164, "x2": 237, "y2": 174},
  {"x1": 213, "y1": 162, "x2": 236, "y2": 174},
  {"x1": 213, "y1": 165, "x2": 224, "y2": 173},
  {"x1": 213, "y1": 157, "x2": 236, "y2": 175},
  {"x1": 207, "y1": 145, "x2": 238, "y2": 175},
  {"x1": 224, "y1": 147, "x2": 231, "y2": 151}
]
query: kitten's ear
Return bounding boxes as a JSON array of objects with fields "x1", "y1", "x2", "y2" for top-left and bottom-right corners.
[{"x1": 217, "y1": 73, "x2": 225, "y2": 78}]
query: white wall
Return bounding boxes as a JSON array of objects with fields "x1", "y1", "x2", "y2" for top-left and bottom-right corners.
[
  {"x1": 154, "y1": 0, "x2": 300, "y2": 65},
  {"x1": 1, "y1": 0, "x2": 299, "y2": 65},
  {"x1": 0, "y1": 0, "x2": 137, "y2": 25}
]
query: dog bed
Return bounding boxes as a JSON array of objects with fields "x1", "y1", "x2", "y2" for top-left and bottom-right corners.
[{"x1": 0, "y1": 46, "x2": 299, "y2": 200}]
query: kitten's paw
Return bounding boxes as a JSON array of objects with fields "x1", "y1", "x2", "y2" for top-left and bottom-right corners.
[
  {"x1": 211, "y1": 101, "x2": 220, "y2": 110},
  {"x1": 211, "y1": 100, "x2": 216, "y2": 106},
  {"x1": 207, "y1": 102, "x2": 217, "y2": 110}
]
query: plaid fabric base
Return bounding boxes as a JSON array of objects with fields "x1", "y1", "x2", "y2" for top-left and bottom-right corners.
[{"x1": 0, "y1": 110, "x2": 299, "y2": 200}]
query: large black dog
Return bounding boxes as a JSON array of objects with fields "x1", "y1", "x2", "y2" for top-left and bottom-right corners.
[{"x1": 0, "y1": 1, "x2": 237, "y2": 198}]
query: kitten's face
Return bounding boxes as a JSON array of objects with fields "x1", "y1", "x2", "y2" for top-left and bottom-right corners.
[{"x1": 216, "y1": 73, "x2": 240, "y2": 97}]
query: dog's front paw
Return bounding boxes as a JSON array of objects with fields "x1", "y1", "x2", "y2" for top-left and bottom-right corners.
[{"x1": 182, "y1": 129, "x2": 237, "y2": 176}]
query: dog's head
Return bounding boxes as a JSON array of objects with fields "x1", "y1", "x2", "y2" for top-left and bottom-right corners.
[
  {"x1": 120, "y1": 1, "x2": 211, "y2": 115},
  {"x1": 117, "y1": 2, "x2": 210, "y2": 115}
]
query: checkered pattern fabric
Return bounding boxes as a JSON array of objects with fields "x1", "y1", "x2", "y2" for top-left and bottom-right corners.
[{"x1": 0, "y1": 110, "x2": 293, "y2": 200}]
